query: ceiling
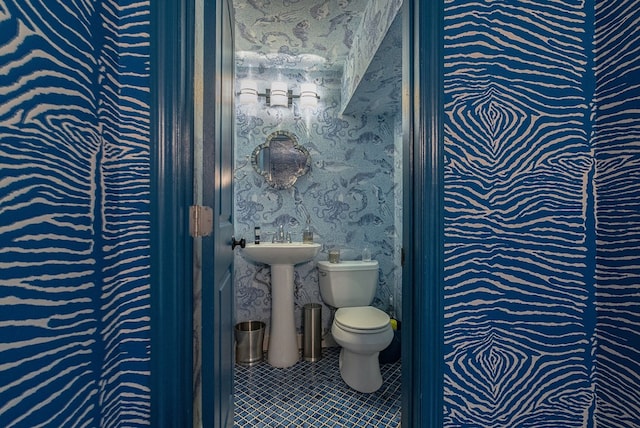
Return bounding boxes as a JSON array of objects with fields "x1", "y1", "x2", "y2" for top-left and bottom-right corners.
[{"x1": 232, "y1": 0, "x2": 369, "y2": 71}]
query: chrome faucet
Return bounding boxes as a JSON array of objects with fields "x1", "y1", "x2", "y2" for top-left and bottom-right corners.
[
  {"x1": 272, "y1": 224, "x2": 292, "y2": 243},
  {"x1": 277, "y1": 224, "x2": 285, "y2": 242}
]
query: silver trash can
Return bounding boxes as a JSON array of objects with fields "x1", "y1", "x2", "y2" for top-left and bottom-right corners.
[
  {"x1": 303, "y1": 303, "x2": 322, "y2": 362},
  {"x1": 235, "y1": 321, "x2": 265, "y2": 366}
]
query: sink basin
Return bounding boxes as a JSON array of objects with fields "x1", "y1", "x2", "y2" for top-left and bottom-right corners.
[
  {"x1": 243, "y1": 242, "x2": 321, "y2": 265},
  {"x1": 241, "y1": 242, "x2": 321, "y2": 368}
]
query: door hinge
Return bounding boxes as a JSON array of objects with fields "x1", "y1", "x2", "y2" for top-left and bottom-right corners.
[{"x1": 189, "y1": 205, "x2": 213, "y2": 237}]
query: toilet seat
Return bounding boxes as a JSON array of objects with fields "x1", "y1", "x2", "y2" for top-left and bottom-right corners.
[{"x1": 334, "y1": 306, "x2": 390, "y2": 334}]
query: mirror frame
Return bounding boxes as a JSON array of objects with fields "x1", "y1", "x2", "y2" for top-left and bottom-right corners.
[{"x1": 251, "y1": 130, "x2": 311, "y2": 189}]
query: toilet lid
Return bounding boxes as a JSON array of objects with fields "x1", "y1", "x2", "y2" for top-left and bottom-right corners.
[{"x1": 334, "y1": 307, "x2": 390, "y2": 332}]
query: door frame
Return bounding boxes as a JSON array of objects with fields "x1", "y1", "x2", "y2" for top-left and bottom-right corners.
[
  {"x1": 149, "y1": 0, "x2": 445, "y2": 427},
  {"x1": 402, "y1": 1, "x2": 445, "y2": 426},
  {"x1": 150, "y1": 0, "x2": 195, "y2": 426}
]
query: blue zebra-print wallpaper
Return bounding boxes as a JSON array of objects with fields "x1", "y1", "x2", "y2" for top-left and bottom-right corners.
[
  {"x1": 443, "y1": 0, "x2": 640, "y2": 426},
  {"x1": 593, "y1": 1, "x2": 640, "y2": 426},
  {"x1": 0, "y1": 0, "x2": 150, "y2": 427},
  {"x1": 2, "y1": 0, "x2": 639, "y2": 426}
]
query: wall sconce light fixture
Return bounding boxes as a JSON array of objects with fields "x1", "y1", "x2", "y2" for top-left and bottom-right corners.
[
  {"x1": 238, "y1": 79, "x2": 319, "y2": 108},
  {"x1": 238, "y1": 79, "x2": 258, "y2": 105},
  {"x1": 299, "y1": 83, "x2": 319, "y2": 109},
  {"x1": 269, "y1": 82, "x2": 289, "y2": 107}
]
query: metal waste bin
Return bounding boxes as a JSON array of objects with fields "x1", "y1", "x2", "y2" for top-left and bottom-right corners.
[
  {"x1": 303, "y1": 303, "x2": 322, "y2": 362},
  {"x1": 235, "y1": 321, "x2": 265, "y2": 366}
]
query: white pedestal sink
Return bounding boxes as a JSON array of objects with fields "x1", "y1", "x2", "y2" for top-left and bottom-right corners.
[{"x1": 242, "y1": 242, "x2": 321, "y2": 368}]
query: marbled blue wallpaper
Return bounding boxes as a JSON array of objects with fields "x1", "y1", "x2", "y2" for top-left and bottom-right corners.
[
  {"x1": 233, "y1": 0, "x2": 405, "y2": 338},
  {"x1": 340, "y1": 0, "x2": 403, "y2": 114},
  {"x1": 233, "y1": 77, "x2": 403, "y2": 336}
]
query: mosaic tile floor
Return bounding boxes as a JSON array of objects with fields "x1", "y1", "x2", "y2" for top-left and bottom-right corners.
[{"x1": 234, "y1": 347, "x2": 401, "y2": 427}]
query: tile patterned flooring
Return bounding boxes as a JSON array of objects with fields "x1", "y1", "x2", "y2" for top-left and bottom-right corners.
[{"x1": 234, "y1": 347, "x2": 401, "y2": 427}]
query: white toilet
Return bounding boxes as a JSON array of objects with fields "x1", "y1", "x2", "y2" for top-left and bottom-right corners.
[{"x1": 318, "y1": 260, "x2": 393, "y2": 393}]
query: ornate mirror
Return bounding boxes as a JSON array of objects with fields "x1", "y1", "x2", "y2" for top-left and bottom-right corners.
[{"x1": 251, "y1": 131, "x2": 311, "y2": 189}]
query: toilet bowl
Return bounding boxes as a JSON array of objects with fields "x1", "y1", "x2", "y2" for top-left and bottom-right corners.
[
  {"x1": 317, "y1": 260, "x2": 394, "y2": 393},
  {"x1": 332, "y1": 306, "x2": 393, "y2": 393}
]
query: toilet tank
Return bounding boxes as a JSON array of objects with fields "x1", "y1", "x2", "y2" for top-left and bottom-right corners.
[{"x1": 317, "y1": 260, "x2": 379, "y2": 307}]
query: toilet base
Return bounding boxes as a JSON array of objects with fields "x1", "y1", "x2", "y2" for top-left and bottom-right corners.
[{"x1": 339, "y1": 348, "x2": 383, "y2": 393}]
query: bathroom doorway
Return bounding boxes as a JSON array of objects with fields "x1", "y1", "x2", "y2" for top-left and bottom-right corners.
[
  {"x1": 230, "y1": 0, "x2": 410, "y2": 426},
  {"x1": 151, "y1": 0, "x2": 443, "y2": 426}
]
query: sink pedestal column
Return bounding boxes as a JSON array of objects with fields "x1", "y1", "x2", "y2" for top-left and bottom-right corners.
[{"x1": 268, "y1": 264, "x2": 299, "y2": 367}]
